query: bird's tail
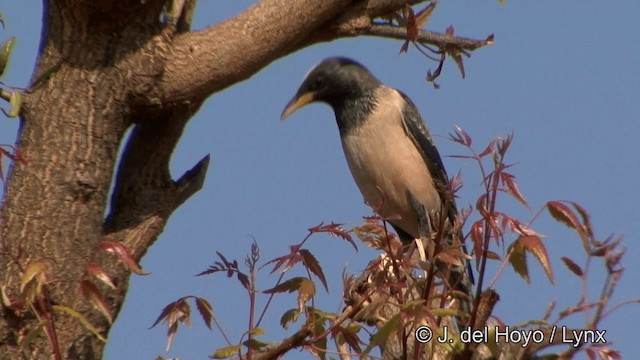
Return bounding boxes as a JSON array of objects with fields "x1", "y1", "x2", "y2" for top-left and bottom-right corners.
[
  {"x1": 445, "y1": 243, "x2": 474, "y2": 320},
  {"x1": 413, "y1": 235, "x2": 474, "y2": 324}
]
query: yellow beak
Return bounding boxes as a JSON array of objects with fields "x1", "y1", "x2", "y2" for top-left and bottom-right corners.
[{"x1": 280, "y1": 91, "x2": 316, "y2": 120}]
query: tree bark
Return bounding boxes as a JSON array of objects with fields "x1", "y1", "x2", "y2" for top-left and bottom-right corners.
[{"x1": 0, "y1": 0, "x2": 491, "y2": 358}]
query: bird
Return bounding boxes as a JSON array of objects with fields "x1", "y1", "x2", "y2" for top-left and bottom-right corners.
[{"x1": 280, "y1": 56, "x2": 473, "y2": 316}]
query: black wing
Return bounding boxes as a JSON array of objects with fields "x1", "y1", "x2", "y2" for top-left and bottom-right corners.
[
  {"x1": 396, "y1": 90, "x2": 457, "y2": 222},
  {"x1": 396, "y1": 89, "x2": 475, "y2": 302}
]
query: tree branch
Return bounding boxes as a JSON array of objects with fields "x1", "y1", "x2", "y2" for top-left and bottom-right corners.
[
  {"x1": 152, "y1": 0, "x2": 491, "y2": 105},
  {"x1": 103, "y1": 101, "x2": 206, "y2": 261},
  {"x1": 155, "y1": 0, "x2": 354, "y2": 104},
  {"x1": 367, "y1": 24, "x2": 494, "y2": 51},
  {"x1": 254, "y1": 327, "x2": 314, "y2": 360}
]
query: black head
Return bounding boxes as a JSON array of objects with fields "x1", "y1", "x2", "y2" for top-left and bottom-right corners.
[{"x1": 281, "y1": 57, "x2": 381, "y2": 120}]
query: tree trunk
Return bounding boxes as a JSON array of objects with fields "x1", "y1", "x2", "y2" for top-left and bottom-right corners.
[
  {"x1": 0, "y1": 1, "x2": 181, "y2": 358},
  {"x1": 0, "y1": 0, "x2": 488, "y2": 358}
]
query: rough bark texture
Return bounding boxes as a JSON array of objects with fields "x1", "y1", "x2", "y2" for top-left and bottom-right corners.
[{"x1": 0, "y1": 0, "x2": 491, "y2": 358}]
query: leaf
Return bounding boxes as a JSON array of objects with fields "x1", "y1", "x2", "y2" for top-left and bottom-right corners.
[
  {"x1": 477, "y1": 138, "x2": 499, "y2": 158},
  {"x1": 99, "y1": 241, "x2": 149, "y2": 275},
  {"x1": 571, "y1": 201, "x2": 594, "y2": 238},
  {"x1": 518, "y1": 235, "x2": 553, "y2": 284},
  {"x1": 20, "y1": 260, "x2": 49, "y2": 295},
  {"x1": 280, "y1": 308, "x2": 300, "y2": 329},
  {"x1": 243, "y1": 338, "x2": 269, "y2": 350},
  {"x1": 297, "y1": 278, "x2": 316, "y2": 312},
  {"x1": 496, "y1": 134, "x2": 513, "y2": 156},
  {"x1": 299, "y1": 249, "x2": 328, "y2": 292},
  {"x1": 248, "y1": 327, "x2": 265, "y2": 337},
  {"x1": 209, "y1": 344, "x2": 242, "y2": 359},
  {"x1": 500, "y1": 172, "x2": 528, "y2": 207},
  {"x1": 158, "y1": 298, "x2": 190, "y2": 351},
  {"x1": 353, "y1": 219, "x2": 401, "y2": 252},
  {"x1": 309, "y1": 222, "x2": 356, "y2": 250},
  {"x1": 509, "y1": 235, "x2": 554, "y2": 284},
  {"x1": 364, "y1": 313, "x2": 399, "y2": 354},
  {"x1": 79, "y1": 280, "x2": 113, "y2": 323},
  {"x1": 430, "y1": 307, "x2": 464, "y2": 318},
  {"x1": 0, "y1": 36, "x2": 15, "y2": 78},
  {"x1": 85, "y1": 262, "x2": 116, "y2": 289},
  {"x1": 450, "y1": 124, "x2": 472, "y2": 146},
  {"x1": 507, "y1": 241, "x2": 529, "y2": 283},
  {"x1": 307, "y1": 308, "x2": 327, "y2": 359},
  {"x1": 3, "y1": 91, "x2": 23, "y2": 118},
  {"x1": 52, "y1": 305, "x2": 106, "y2": 342},
  {"x1": 264, "y1": 245, "x2": 303, "y2": 274},
  {"x1": 547, "y1": 201, "x2": 583, "y2": 231},
  {"x1": 501, "y1": 215, "x2": 544, "y2": 238},
  {"x1": 435, "y1": 249, "x2": 464, "y2": 267},
  {"x1": 470, "y1": 220, "x2": 484, "y2": 268},
  {"x1": 451, "y1": 50, "x2": 466, "y2": 79},
  {"x1": 561, "y1": 256, "x2": 583, "y2": 277},
  {"x1": 263, "y1": 277, "x2": 308, "y2": 294},
  {"x1": 195, "y1": 297, "x2": 214, "y2": 329},
  {"x1": 150, "y1": 297, "x2": 192, "y2": 351},
  {"x1": 236, "y1": 272, "x2": 250, "y2": 290},
  {"x1": 335, "y1": 324, "x2": 363, "y2": 353}
]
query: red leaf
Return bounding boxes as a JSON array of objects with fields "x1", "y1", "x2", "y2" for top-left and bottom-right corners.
[
  {"x1": 449, "y1": 125, "x2": 472, "y2": 146},
  {"x1": 79, "y1": 280, "x2": 113, "y2": 323},
  {"x1": 500, "y1": 172, "x2": 529, "y2": 208},
  {"x1": 451, "y1": 51, "x2": 466, "y2": 79},
  {"x1": 518, "y1": 235, "x2": 554, "y2": 284},
  {"x1": 477, "y1": 138, "x2": 499, "y2": 158},
  {"x1": 560, "y1": 256, "x2": 583, "y2": 277},
  {"x1": 571, "y1": 201, "x2": 594, "y2": 238},
  {"x1": 265, "y1": 246, "x2": 303, "y2": 274},
  {"x1": 547, "y1": 201, "x2": 589, "y2": 250},
  {"x1": 445, "y1": 25, "x2": 455, "y2": 36},
  {"x1": 299, "y1": 249, "x2": 328, "y2": 292},
  {"x1": 194, "y1": 297, "x2": 214, "y2": 330},
  {"x1": 496, "y1": 134, "x2": 513, "y2": 156},
  {"x1": 309, "y1": 222, "x2": 356, "y2": 250},
  {"x1": 85, "y1": 262, "x2": 116, "y2": 289},
  {"x1": 99, "y1": 241, "x2": 149, "y2": 275},
  {"x1": 470, "y1": 220, "x2": 484, "y2": 269},
  {"x1": 547, "y1": 201, "x2": 580, "y2": 230}
]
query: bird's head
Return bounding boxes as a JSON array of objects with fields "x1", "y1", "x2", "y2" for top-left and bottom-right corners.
[{"x1": 281, "y1": 57, "x2": 381, "y2": 120}]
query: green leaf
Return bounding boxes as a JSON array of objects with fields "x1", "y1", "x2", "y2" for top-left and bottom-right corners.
[
  {"x1": 0, "y1": 36, "x2": 15, "y2": 78},
  {"x1": 364, "y1": 313, "x2": 400, "y2": 354},
  {"x1": 263, "y1": 277, "x2": 307, "y2": 294},
  {"x1": 52, "y1": 305, "x2": 106, "y2": 342},
  {"x1": 6, "y1": 91, "x2": 22, "y2": 118},
  {"x1": 248, "y1": 327, "x2": 265, "y2": 337},
  {"x1": 243, "y1": 338, "x2": 269, "y2": 350},
  {"x1": 280, "y1": 308, "x2": 299, "y2": 329},
  {"x1": 209, "y1": 345, "x2": 242, "y2": 359}
]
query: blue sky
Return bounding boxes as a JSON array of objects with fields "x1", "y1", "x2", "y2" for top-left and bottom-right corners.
[{"x1": 2, "y1": 1, "x2": 638, "y2": 359}]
